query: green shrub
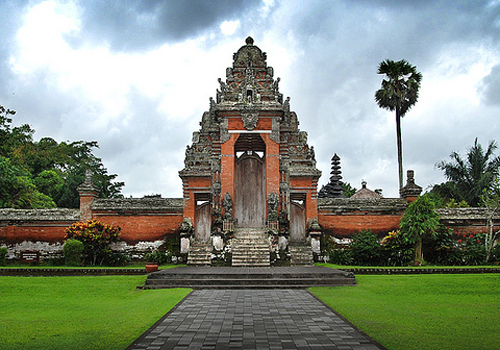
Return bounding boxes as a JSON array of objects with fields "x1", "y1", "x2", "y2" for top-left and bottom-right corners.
[
  {"x1": 328, "y1": 248, "x2": 353, "y2": 265},
  {"x1": 350, "y1": 230, "x2": 381, "y2": 266},
  {"x1": 490, "y1": 243, "x2": 500, "y2": 263},
  {"x1": 63, "y1": 239, "x2": 84, "y2": 266},
  {"x1": 103, "y1": 251, "x2": 131, "y2": 266},
  {"x1": 380, "y1": 230, "x2": 414, "y2": 266},
  {"x1": 424, "y1": 227, "x2": 461, "y2": 265},
  {"x1": 461, "y1": 234, "x2": 487, "y2": 265},
  {"x1": 144, "y1": 250, "x2": 171, "y2": 265},
  {"x1": 0, "y1": 247, "x2": 8, "y2": 266}
]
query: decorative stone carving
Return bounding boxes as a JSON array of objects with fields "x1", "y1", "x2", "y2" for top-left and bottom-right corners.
[
  {"x1": 268, "y1": 192, "x2": 279, "y2": 222},
  {"x1": 180, "y1": 218, "x2": 193, "y2": 237},
  {"x1": 242, "y1": 110, "x2": 259, "y2": 130},
  {"x1": 212, "y1": 181, "x2": 221, "y2": 195},
  {"x1": 223, "y1": 192, "x2": 233, "y2": 221},
  {"x1": 270, "y1": 118, "x2": 280, "y2": 143},
  {"x1": 220, "y1": 118, "x2": 230, "y2": 143}
]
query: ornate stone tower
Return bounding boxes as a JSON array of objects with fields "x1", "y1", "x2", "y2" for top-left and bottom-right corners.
[{"x1": 179, "y1": 37, "x2": 321, "y2": 259}]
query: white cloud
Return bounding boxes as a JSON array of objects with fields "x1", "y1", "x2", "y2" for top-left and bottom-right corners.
[{"x1": 220, "y1": 20, "x2": 240, "y2": 35}]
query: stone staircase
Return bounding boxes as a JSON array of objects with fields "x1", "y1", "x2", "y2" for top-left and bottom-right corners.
[
  {"x1": 231, "y1": 227, "x2": 270, "y2": 267},
  {"x1": 187, "y1": 241, "x2": 212, "y2": 266},
  {"x1": 289, "y1": 243, "x2": 314, "y2": 266},
  {"x1": 142, "y1": 266, "x2": 357, "y2": 289}
]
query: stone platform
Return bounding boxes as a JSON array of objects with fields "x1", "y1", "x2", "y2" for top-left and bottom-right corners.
[{"x1": 141, "y1": 266, "x2": 356, "y2": 289}]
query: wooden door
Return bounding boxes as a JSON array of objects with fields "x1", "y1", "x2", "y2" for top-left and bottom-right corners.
[
  {"x1": 194, "y1": 202, "x2": 211, "y2": 242},
  {"x1": 235, "y1": 154, "x2": 266, "y2": 227},
  {"x1": 290, "y1": 201, "x2": 306, "y2": 242}
]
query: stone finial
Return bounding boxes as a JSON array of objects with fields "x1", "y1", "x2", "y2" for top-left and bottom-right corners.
[
  {"x1": 245, "y1": 36, "x2": 254, "y2": 45},
  {"x1": 77, "y1": 169, "x2": 99, "y2": 195},
  {"x1": 400, "y1": 170, "x2": 422, "y2": 202}
]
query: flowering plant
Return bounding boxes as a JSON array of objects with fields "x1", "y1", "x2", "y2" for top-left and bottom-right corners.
[{"x1": 65, "y1": 220, "x2": 121, "y2": 265}]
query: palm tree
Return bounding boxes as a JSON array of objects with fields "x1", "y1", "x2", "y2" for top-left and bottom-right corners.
[
  {"x1": 437, "y1": 138, "x2": 500, "y2": 206},
  {"x1": 375, "y1": 59, "x2": 422, "y2": 191}
]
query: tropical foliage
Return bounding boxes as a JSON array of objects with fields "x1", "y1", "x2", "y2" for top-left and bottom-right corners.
[
  {"x1": 436, "y1": 138, "x2": 500, "y2": 207},
  {"x1": 375, "y1": 59, "x2": 422, "y2": 190},
  {"x1": 0, "y1": 105, "x2": 124, "y2": 208}
]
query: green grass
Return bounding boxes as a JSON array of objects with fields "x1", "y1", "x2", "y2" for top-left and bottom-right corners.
[
  {"x1": 310, "y1": 274, "x2": 500, "y2": 350},
  {"x1": 316, "y1": 262, "x2": 499, "y2": 269},
  {"x1": 0, "y1": 276, "x2": 191, "y2": 350}
]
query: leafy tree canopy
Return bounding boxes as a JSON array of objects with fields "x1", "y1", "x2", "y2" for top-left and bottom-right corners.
[{"x1": 0, "y1": 105, "x2": 124, "y2": 208}]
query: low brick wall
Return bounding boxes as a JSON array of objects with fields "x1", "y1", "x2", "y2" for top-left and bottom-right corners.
[
  {"x1": 91, "y1": 198, "x2": 184, "y2": 244},
  {"x1": 318, "y1": 198, "x2": 407, "y2": 237}
]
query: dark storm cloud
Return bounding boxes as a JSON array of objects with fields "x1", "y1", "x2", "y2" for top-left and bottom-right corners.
[
  {"x1": 480, "y1": 64, "x2": 500, "y2": 105},
  {"x1": 72, "y1": 0, "x2": 262, "y2": 51}
]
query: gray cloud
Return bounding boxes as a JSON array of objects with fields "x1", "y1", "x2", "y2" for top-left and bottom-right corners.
[
  {"x1": 71, "y1": 0, "x2": 262, "y2": 51},
  {"x1": 2, "y1": 0, "x2": 500, "y2": 199}
]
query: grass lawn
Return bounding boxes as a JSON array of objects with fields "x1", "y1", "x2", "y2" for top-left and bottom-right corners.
[
  {"x1": 0, "y1": 276, "x2": 191, "y2": 350},
  {"x1": 316, "y1": 262, "x2": 500, "y2": 269},
  {"x1": 310, "y1": 274, "x2": 500, "y2": 350}
]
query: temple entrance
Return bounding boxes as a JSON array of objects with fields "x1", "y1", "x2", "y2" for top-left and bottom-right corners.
[
  {"x1": 234, "y1": 134, "x2": 266, "y2": 227},
  {"x1": 194, "y1": 195, "x2": 211, "y2": 242},
  {"x1": 290, "y1": 194, "x2": 306, "y2": 242}
]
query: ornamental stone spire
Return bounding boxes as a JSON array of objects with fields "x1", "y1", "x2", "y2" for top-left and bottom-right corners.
[{"x1": 318, "y1": 153, "x2": 346, "y2": 198}]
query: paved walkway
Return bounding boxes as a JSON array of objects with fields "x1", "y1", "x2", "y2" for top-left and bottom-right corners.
[{"x1": 127, "y1": 289, "x2": 385, "y2": 350}]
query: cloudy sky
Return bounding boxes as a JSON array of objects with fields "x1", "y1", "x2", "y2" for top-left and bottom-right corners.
[{"x1": 1, "y1": 0, "x2": 500, "y2": 198}]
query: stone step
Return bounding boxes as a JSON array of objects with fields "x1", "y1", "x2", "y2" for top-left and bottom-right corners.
[
  {"x1": 289, "y1": 244, "x2": 314, "y2": 266},
  {"x1": 187, "y1": 242, "x2": 212, "y2": 266},
  {"x1": 231, "y1": 227, "x2": 270, "y2": 267},
  {"x1": 142, "y1": 266, "x2": 357, "y2": 289},
  {"x1": 143, "y1": 278, "x2": 355, "y2": 289}
]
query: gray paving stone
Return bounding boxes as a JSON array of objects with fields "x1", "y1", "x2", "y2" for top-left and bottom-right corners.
[{"x1": 126, "y1": 289, "x2": 386, "y2": 350}]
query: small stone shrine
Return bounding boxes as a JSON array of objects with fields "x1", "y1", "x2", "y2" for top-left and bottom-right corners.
[{"x1": 179, "y1": 37, "x2": 321, "y2": 265}]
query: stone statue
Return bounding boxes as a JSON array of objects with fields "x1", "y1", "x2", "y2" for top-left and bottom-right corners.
[
  {"x1": 222, "y1": 192, "x2": 233, "y2": 221},
  {"x1": 267, "y1": 192, "x2": 279, "y2": 222},
  {"x1": 218, "y1": 78, "x2": 227, "y2": 94}
]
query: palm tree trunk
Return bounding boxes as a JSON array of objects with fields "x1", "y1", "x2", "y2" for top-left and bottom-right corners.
[{"x1": 396, "y1": 110, "x2": 404, "y2": 191}]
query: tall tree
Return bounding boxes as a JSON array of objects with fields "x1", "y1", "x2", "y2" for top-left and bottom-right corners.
[
  {"x1": 399, "y1": 195, "x2": 440, "y2": 264},
  {"x1": 375, "y1": 59, "x2": 422, "y2": 191},
  {"x1": 437, "y1": 138, "x2": 500, "y2": 207}
]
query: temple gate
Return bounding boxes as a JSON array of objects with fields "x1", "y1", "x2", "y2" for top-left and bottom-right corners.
[{"x1": 179, "y1": 37, "x2": 321, "y2": 265}]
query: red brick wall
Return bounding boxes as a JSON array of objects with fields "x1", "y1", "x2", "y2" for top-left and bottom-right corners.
[
  {"x1": 0, "y1": 222, "x2": 71, "y2": 243},
  {"x1": 92, "y1": 213, "x2": 183, "y2": 244},
  {"x1": 319, "y1": 212, "x2": 402, "y2": 237}
]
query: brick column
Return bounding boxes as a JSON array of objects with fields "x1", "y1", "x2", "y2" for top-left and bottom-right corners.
[{"x1": 77, "y1": 170, "x2": 99, "y2": 222}]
